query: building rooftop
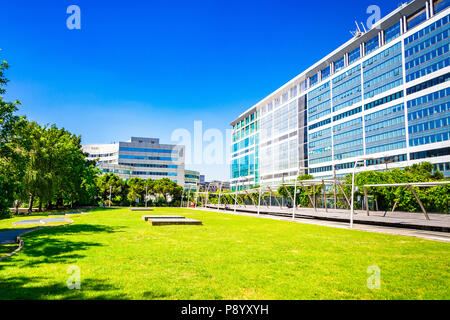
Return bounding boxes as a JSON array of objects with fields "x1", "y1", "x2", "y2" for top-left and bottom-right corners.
[{"x1": 230, "y1": 0, "x2": 427, "y2": 126}]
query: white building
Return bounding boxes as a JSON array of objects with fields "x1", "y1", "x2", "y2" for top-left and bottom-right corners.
[
  {"x1": 83, "y1": 137, "x2": 185, "y2": 186},
  {"x1": 230, "y1": 0, "x2": 450, "y2": 190}
]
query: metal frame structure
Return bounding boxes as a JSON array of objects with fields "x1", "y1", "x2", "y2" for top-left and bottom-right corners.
[
  {"x1": 191, "y1": 175, "x2": 450, "y2": 226},
  {"x1": 193, "y1": 178, "x2": 353, "y2": 218},
  {"x1": 363, "y1": 181, "x2": 450, "y2": 221}
]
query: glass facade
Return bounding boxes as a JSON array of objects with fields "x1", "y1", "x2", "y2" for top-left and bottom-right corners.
[{"x1": 231, "y1": 3, "x2": 450, "y2": 189}]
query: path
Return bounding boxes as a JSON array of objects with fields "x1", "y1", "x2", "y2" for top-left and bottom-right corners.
[
  {"x1": 0, "y1": 228, "x2": 36, "y2": 245},
  {"x1": 193, "y1": 207, "x2": 450, "y2": 243}
]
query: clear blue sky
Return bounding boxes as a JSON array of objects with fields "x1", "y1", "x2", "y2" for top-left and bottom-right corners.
[{"x1": 1, "y1": 0, "x2": 401, "y2": 181}]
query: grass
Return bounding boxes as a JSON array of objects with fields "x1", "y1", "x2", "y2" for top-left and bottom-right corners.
[
  {"x1": 0, "y1": 244, "x2": 18, "y2": 256},
  {"x1": 0, "y1": 207, "x2": 449, "y2": 300}
]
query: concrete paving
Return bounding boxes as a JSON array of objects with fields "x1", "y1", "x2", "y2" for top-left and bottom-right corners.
[
  {"x1": 13, "y1": 217, "x2": 71, "y2": 226},
  {"x1": 142, "y1": 215, "x2": 185, "y2": 221},
  {"x1": 194, "y1": 207, "x2": 450, "y2": 243},
  {"x1": 149, "y1": 218, "x2": 202, "y2": 226},
  {"x1": 206, "y1": 204, "x2": 450, "y2": 232},
  {"x1": 0, "y1": 228, "x2": 35, "y2": 244}
]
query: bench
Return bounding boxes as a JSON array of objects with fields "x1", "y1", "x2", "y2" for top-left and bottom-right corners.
[
  {"x1": 142, "y1": 215, "x2": 185, "y2": 221},
  {"x1": 148, "y1": 218, "x2": 202, "y2": 226}
]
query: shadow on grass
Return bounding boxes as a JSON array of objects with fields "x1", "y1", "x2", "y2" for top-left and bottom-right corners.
[
  {"x1": 0, "y1": 224, "x2": 126, "y2": 270},
  {"x1": 0, "y1": 276, "x2": 127, "y2": 299}
]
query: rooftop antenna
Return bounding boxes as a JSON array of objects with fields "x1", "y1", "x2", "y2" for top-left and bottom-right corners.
[
  {"x1": 350, "y1": 20, "x2": 363, "y2": 38},
  {"x1": 360, "y1": 22, "x2": 367, "y2": 33}
]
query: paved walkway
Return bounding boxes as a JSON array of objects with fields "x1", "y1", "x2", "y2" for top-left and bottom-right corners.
[
  {"x1": 12, "y1": 217, "x2": 70, "y2": 226},
  {"x1": 194, "y1": 207, "x2": 450, "y2": 242},
  {"x1": 205, "y1": 205, "x2": 450, "y2": 232},
  {"x1": 0, "y1": 228, "x2": 36, "y2": 245}
]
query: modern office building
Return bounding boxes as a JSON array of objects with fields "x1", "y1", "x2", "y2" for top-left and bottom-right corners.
[
  {"x1": 230, "y1": 0, "x2": 450, "y2": 191},
  {"x1": 200, "y1": 180, "x2": 231, "y2": 192},
  {"x1": 184, "y1": 170, "x2": 201, "y2": 191},
  {"x1": 83, "y1": 137, "x2": 185, "y2": 186}
]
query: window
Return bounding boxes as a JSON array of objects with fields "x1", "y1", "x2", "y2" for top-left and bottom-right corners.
[
  {"x1": 406, "y1": 73, "x2": 450, "y2": 95},
  {"x1": 434, "y1": 0, "x2": 450, "y2": 14},
  {"x1": 365, "y1": 35, "x2": 379, "y2": 55},
  {"x1": 335, "y1": 57, "x2": 345, "y2": 72},
  {"x1": 290, "y1": 86, "x2": 298, "y2": 98},
  {"x1": 310, "y1": 74, "x2": 318, "y2": 87},
  {"x1": 321, "y1": 66, "x2": 331, "y2": 80},
  {"x1": 364, "y1": 91, "x2": 404, "y2": 111},
  {"x1": 385, "y1": 22, "x2": 401, "y2": 43},
  {"x1": 407, "y1": 7, "x2": 427, "y2": 30},
  {"x1": 349, "y1": 47, "x2": 361, "y2": 65}
]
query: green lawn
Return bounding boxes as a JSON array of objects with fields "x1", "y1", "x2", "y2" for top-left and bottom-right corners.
[{"x1": 0, "y1": 208, "x2": 449, "y2": 299}]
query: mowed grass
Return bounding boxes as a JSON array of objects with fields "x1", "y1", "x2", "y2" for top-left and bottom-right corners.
[{"x1": 0, "y1": 208, "x2": 449, "y2": 300}]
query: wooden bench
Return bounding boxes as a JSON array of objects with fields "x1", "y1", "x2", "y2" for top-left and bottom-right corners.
[{"x1": 130, "y1": 208, "x2": 154, "y2": 211}]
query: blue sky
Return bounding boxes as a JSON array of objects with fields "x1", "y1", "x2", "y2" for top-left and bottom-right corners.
[{"x1": 1, "y1": 0, "x2": 401, "y2": 181}]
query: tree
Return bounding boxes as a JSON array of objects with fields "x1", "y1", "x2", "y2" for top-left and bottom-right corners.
[
  {"x1": 96, "y1": 173, "x2": 125, "y2": 206},
  {"x1": 152, "y1": 178, "x2": 183, "y2": 206},
  {"x1": 0, "y1": 60, "x2": 26, "y2": 218},
  {"x1": 127, "y1": 177, "x2": 146, "y2": 206},
  {"x1": 348, "y1": 162, "x2": 449, "y2": 213}
]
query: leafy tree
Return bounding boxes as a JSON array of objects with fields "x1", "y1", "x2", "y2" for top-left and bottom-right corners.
[
  {"x1": 96, "y1": 173, "x2": 125, "y2": 206},
  {"x1": 348, "y1": 162, "x2": 449, "y2": 213},
  {"x1": 127, "y1": 177, "x2": 146, "y2": 206},
  {"x1": 0, "y1": 60, "x2": 26, "y2": 218}
]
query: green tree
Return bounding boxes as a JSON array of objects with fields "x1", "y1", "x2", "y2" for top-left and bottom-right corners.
[
  {"x1": 0, "y1": 60, "x2": 26, "y2": 218},
  {"x1": 127, "y1": 177, "x2": 146, "y2": 206},
  {"x1": 96, "y1": 173, "x2": 125, "y2": 206}
]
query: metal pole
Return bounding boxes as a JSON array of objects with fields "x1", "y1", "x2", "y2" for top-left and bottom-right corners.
[
  {"x1": 292, "y1": 179, "x2": 297, "y2": 220},
  {"x1": 333, "y1": 167, "x2": 337, "y2": 210},
  {"x1": 180, "y1": 189, "x2": 184, "y2": 208},
  {"x1": 257, "y1": 187, "x2": 262, "y2": 215},
  {"x1": 186, "y1": 190, "x2": 191, "y2": 208},
  {"x1": 108, "y1": 186, "x2": 112, "y2": 208},
  {"x1": 218, "y1": 183, "x2": 222, "y2": 211},
  {"x1": 322, "y1": 179, "x2": 327, "y2": 212},
  {"x1": 145, "y1": 187, "x2": 148, "y2": 208},
  {"x1": 350, "y1": 160, "x2": 360, "y2": 228}
]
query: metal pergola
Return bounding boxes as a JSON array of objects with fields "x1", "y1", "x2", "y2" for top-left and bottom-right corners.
[
  {"x1": 363, "y1": 181, "x2": 450, "y2": 221},
  {"x1": 190, "y1": 178, "x2": 352, "y2": 220}
]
